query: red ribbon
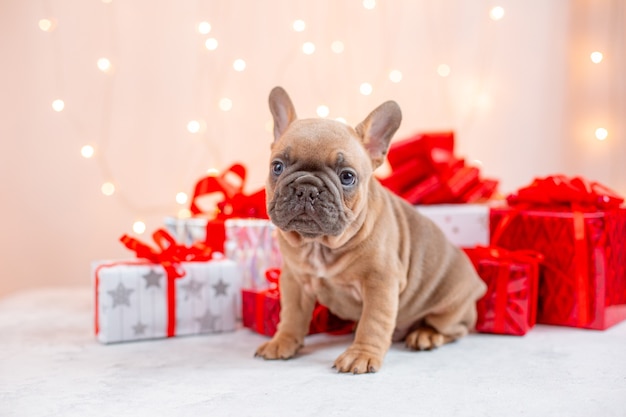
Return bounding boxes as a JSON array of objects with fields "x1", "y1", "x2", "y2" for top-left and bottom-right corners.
[
  {"x1": 217, "y1": 188, "x2": 268, "y2": 220},
  {"x1": 465, "y1": 246, "x2": 543, "y2": 334},
  {"x1": 493, "y1": 174, "x2": 624, "y2": 327},
  {"x1": 465, "y1": 246, "x2": 544, "y2": 269},
  {"x1": 117, "y1": 229, "x2": 214, "y2": 337},
  {"x1": 254, "y1": 268, "x2": 281, "y2": 334},
  {"x1": 572, "y1": 210, "x2": 589, "y2": 325},
  {"x1": 379, "y1": 131, "x2": 498, "y2": 204}
]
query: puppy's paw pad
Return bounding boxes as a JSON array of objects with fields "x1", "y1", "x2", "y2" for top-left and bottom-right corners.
[
  {"x1": 333, "y1": 347, "x2": 382, "y2": 374},
  {"x1": 405, "y1": 327, "x2": 451, "y2": 351},
  {"x1": 255, "y1": 338, "x2": 301, "y2": 360}
]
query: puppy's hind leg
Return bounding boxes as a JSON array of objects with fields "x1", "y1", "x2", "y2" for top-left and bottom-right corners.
[
  {"x1": 405, "y1": 326, "x2": 454, "y2": 351},
  {"x1": 405, "y1": 307, "x2": 475, "y2": 351}
]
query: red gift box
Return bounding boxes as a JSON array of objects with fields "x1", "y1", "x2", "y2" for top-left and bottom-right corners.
[
  {"x1": 490, "y1": 175, "x2": 626, "y2": 330},
  {"x1": 242, "y1": 269, "x2": 354, "y2": 337},
  {"x1": 379, "y1": 131, "x2": 498, "y2": 204},
  {"x1": 465, "y1": 247, "x2": 542, "y2": 336}
]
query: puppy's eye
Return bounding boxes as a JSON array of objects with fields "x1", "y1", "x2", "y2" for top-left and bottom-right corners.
[
  {"x1": 339, "y1": 169, "x2": 357, "y2": 186},
  {"x1": 271, "y1": 161, "x2": 284, "y2": 176}
]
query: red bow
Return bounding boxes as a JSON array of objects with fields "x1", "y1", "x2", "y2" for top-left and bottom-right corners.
[
  {"x1": 187, "y1": 164, "x2": 268, "y2": 252},
  {"x1": 261, "y1": 268, "x2": 281, "y2": 296},
  {"x1": 120, "y1": 229, "x2": 214, "y2": 274},
  {"x1": 507, "y1": 175, "x2": 624, "y2": 210},
  {"x1": 189, "y1": 163, "x2": 268, "y2": 219},
  {"x1": 189, "y1": 163, "x2": 246, "y2": 216},
  {"x1": 119, "y1": 228, "x2": 215, "y2": 337},
  {"x1": 251, "y1": 268, "x2": 281, "y2": 335}
]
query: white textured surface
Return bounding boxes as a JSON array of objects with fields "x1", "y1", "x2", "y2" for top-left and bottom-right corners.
[{"x1": 1, "y1": 287, "x2": 625, "y2": 417}]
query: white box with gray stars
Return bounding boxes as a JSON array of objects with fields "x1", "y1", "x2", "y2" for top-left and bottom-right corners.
[{"x1": 93, "y1": 258, "x2": 241, "y2": 344}]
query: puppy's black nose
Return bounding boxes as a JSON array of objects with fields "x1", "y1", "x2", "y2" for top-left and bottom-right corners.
[{"x1": 295, "y1": 184, "x2": 320, "y2": 204}]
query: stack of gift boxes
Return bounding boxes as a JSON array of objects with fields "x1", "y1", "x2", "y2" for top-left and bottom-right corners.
[
  {"x1": 382, "y1": 132, "x2": 626, "y2": 335},
  {"x1": 93, "y1": 132, "x2": 626, "y2": 344},
  {"x1": 93, "y1": 163, "x2": 352, "y2": 344}
]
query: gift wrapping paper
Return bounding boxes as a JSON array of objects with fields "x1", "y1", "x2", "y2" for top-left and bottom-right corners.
[
  {"x1": 241, "y1": 286, "x2": 281, "y2": 336},
  {"x1": 224, "y1": 219, "x2": 282, "y2": 289},
  {"x1": 465, "y1": 248, "x2": 540, "y2": 336},
  {"x1": 164, "y1": 216, "x2": 212, "y2": 246},
  {"x1": 94, "y1": 258, "x2": 241, "y2": 344},
  {"x1": 416, "y1": 204, "x2": 490, "y2": 247},
  {"x1": 490, "y1": 207, "x2": 626, "y2": 330}
]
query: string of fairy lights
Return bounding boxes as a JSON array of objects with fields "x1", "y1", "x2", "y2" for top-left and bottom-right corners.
[{"x1": 38, "y1": 1, "x2": 611, "y2": 235}]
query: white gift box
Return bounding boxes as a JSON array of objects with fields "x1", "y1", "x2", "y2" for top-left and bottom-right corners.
[
  {"x1": 415, "y1": 204, "x2": 490, "y2": 247},
  {"x1": 224, "y1": 219, "x2": 282, "y2": 290},
  {"x1": 93, "y1": 258, "x2": 241, "y2": 344},
  {"x1": 164, "y1": 216, "x2": 210, "y2": 246}
]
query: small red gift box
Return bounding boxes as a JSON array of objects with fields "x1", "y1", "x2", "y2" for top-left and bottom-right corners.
[
  {"x1": 465, "y1": 247, "x2": 542, "y2": 336},
  {"x1": 490, "y1": 175, "x2": 626, "y2": 330},
  {"x1": 242, "y1": 269, "x2": 354, "y2": 337}
]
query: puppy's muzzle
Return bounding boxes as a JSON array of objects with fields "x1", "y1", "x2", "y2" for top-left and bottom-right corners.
[
  {"x1": 294, "y1": 180, "x2": 321, "y2": 210},
  {"x1": 269, "y1": 173, "x2": 346, "y2": 236}
]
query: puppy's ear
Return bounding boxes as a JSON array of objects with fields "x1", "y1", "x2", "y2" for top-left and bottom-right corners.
[
  {"x1": 355, "y1": 101, "x2": 402, "y2": 169},
  {"x1": 269, "y1": 87, "x2": 297, "y2": 142}
]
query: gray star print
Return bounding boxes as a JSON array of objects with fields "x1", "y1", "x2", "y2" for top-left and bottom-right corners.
[
  {"x1": 180, "y1": 278, "x2": 204, "y2": 300},
  {"x1": 143, "y1": 269, "x2": 163, "y2": 289},
  {"x1": 196, "y1": 309, "x2": 221, "y2": 332},
  {"x1": 132, "y1": 321, "x2": 148, "y2": 335},
  {"x1": 108, "y1": 282, "x2": 134, "y2": 308},
  {"x1": 212, "y1": 279, "x2": 229, "y2": 297}
]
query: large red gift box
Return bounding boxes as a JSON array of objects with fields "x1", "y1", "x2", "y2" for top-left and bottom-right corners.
[
  {"x1": 242, "y1": 269, "x2": 354, "y2": 337},
  {"x1": 490, "y1": 175, "x2": 626, "y2": 330},
  {"x1": 464, "y1": 247, "x2": 542, "y2": 336}
]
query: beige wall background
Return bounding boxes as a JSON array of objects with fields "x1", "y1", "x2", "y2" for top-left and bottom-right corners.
[{"x1": 1, "y1": 0, "x2": 624, "y2": 297}]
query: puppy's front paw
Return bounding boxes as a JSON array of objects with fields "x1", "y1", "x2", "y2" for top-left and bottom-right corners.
[
  {"x1": 255, "y1": 335, "x2": 302, "y2": 360},
  {"x1": 405, "y1": 326, "x2": 452, "y2": 351},
  {"x1": 333, "y1": 345, "x2": 384, "y2": 374}
]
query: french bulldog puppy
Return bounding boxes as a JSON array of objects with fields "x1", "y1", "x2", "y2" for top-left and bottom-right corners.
[{"x1": 255, "y1": 87, "x2": 486, "y2": 374}]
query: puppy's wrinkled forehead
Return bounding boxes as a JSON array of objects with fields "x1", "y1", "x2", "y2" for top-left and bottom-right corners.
[{"x1": 272, "y1": 119, "x2": 368, "y2": 169}]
